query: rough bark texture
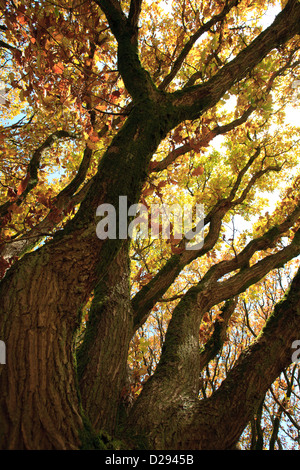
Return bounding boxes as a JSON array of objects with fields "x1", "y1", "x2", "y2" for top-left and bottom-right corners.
[
  {"x1": 0, "y1": 242, "x2": 86, "y2": 449},
  {"x1": 1, "y1": 0, "x2": 300, "y2": 450},
  {"x1": 77, "y1": 242, "x2": 133, "y2": 433}
]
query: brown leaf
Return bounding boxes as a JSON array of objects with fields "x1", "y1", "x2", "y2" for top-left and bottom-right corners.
[{"x1": 191, "y1": 166, "x2": 204, "y2": 177}]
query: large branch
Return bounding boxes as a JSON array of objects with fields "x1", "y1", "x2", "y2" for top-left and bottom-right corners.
[
  {"x1": 93, "y1": 0, "x2": 126, "y2": 39},
  {"x1": 150, "y1": 105, "x2": 254, "y2": 173},
  {"x1": 141, "y1": 218, "x2": 300, "y2": 402},
  {"x1": 131, "y1": 211, "x2": 223, "y2": 332},
  {"x1": 0, "y1": 42, "x2": 97, "y2": 251},
  {"x1": 0, "y1": 39, "x2": 16, "y2": 52},
  {"x1": 164, "y1": 227, "x2": 300, "y2": 374},
  {"x1": 131, "y1": 147, "x2": 280, "y2": 331},
  {"x1": 128, "y1": 0, "x2": 143, "y2": 30},
  {"x1": 152, "y1": 49, "x2": 300, "y2": 172},
  {"x1": 203, "y1": 232, "x2": 300, "y2": 311},
  {"x1": 202, "y1": 201, "x2": 300, "y2": 292},
  {"x1": 127, "y1": 228, "x2": 300, "y2": 449},
  {"x1": 158, "y1": 0, "x2": 240, "y2": 91},
  {"x1": 0, "y1": 146, "x2": 94, "y2": 261},
  {"x1": 170, "y1": 0, "x2": 300, "y2": 121},
  {"x1": 186, "y1": 264, "x2": 300, "y2": 449},
  {"x1": 0, "y1": 130, "x2": 77, "y2": 228},
  {"x1": 198, "y1": 297, "x2": 238, "y2": 372},
  {"x1": 94, "y1": 0, "x2": 157, "y2": 101}
]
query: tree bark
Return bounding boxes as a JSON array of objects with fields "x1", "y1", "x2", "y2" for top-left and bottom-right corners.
[
  {"x1": 0, "y1": 242, "x2": 86, "y2": 449},
  {"x1": 77, "y1": 242, "x2": 133, "y2": 434}
]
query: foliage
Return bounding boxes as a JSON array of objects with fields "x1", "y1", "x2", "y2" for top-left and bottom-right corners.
[{"x1": 1, "y1": 0, "x2": 300, "y2": 450}]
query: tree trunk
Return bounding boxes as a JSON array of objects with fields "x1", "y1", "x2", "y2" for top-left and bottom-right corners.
[
  {"x1": 0, "y1": 104, "x2": 173, "y2": 449},
  {"x1": 0, "y1": 242, "x2": 86, "y2": 449},
  {"x1": 77, "y1": 242, "x2": 133, "y2": 434}
]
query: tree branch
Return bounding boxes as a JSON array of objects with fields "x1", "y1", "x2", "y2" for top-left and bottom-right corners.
[
  {"x1": 128, "y1": 0, "x2": 143, "y2": 30},
  {"x1": 187, "y1": 264, "x2": 300, "y2": 449},
  {"x1": 0, "y1": 146, "x2": 94, "y2": 261},
  {"x1": 158, "y1": 0, "x2": 240, "y2": 91},
  {"x1": 0, "y1": 39, "x2": 16, "y2": 52},
  {"x1": 150, "y1": 105, "x2": 254, "y2": 173},
  {"x1": 132, "y1": 146, "x2": 280, "y2": 331},
  {"x1": 170, "y1": 0, "x2": 300, "y2": 121},
  {"x1": 202, "y1": 200, "x2": 300, "y2": 292},
  {"x1": 126, "y1": 228, "x2": 300, "y2": 448},
  {"x1": 131, "y1": 213, "x2": 223, "y2": 332},
  {"x1": 94, "y1": 0, "x2": 156, "y2": 101},
  {"x1": 199, "y1": 297, "x2": 238, "y2": 372},
  {"x1": 0, "y1": 130, "x2": 77, "y2": 227}
]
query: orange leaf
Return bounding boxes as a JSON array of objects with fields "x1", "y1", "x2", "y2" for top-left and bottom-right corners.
[
  {"x1": 88, "y1": 130, "x2": 100, "y2": 143},
  {"x1": 17, "y1": 15, "x2": 26, "y2": 25},
  {"x1": 17, "y1": 173, "x2": 30, "y2": 196},
  {"x1": 53, "y1": 63, "x2": 64, "y2": 74}
]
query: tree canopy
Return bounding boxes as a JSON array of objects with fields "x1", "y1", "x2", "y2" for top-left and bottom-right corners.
[{"x1": 0, "y1": 0, "x2": 300, "y2": 450}]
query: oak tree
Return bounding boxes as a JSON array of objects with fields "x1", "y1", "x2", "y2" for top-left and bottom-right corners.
[{"x1": 1, "y1": 0, "x2": 300, "y2": 450}]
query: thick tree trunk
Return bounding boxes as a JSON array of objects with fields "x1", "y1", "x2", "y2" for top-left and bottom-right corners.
[
  {"x1": 0, "y1": 242, "x2": 87, "y2": 449},
  {"x1": 125, "y1": 288, "x2": 203, "y2": 449},
  {"x1": 0, "y1": 104, "x2": 172, "y2": 449},
  {"x1": 77, "y1": 242, "x2": 133, "y2": 434}
]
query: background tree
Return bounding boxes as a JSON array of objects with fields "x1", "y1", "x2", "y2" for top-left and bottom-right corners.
[{"x1": 0, "y1": 0, "x2": 300, "y2": 450}]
